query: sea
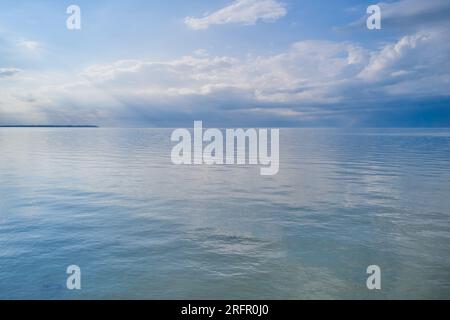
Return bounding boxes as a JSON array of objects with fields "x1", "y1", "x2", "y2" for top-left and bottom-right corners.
[{"x1": 0, "y1": 128, "x2": 449, "y2": 299}]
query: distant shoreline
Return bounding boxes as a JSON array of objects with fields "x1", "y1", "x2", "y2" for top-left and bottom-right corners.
[{"x1": 0, "y1": 125, "x2": 99, "y2": 128}]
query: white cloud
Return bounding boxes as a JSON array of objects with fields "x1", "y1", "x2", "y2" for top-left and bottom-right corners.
[
  {"x1": 0, "y1": 67, "x2": 21, "y2": 77},
  {"x1": 358, "y1": 27, "x2": 450, "y2": 97},
  {"x1": 1, "y1": 27, "x2": 449, "y2": 125},
  {"x1": 77, "y1": 40, "x2": 369, "y2": 105},
  {"x1": 359, "y1": 33, "x2": 428, "y2": 82},
  {"x1": 185, "y1": 0, "x2": 287, "y2": 30},
  {"x1": 20, "y1": 40, "x2": 40, "y2": 51}
]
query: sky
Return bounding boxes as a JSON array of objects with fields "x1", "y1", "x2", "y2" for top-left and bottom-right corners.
[{"x1": 0, "y1": 0, "x2": 449, "y2": 127}]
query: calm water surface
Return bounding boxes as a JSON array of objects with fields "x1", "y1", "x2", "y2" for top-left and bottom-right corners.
[{"x1": 0, "y1": 128, "x2": 449, "y2": 299}]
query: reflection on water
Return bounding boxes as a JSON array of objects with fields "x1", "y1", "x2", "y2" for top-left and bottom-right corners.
[{"x1": 0, "y1": 128, "x2": 449, "y2": 299}]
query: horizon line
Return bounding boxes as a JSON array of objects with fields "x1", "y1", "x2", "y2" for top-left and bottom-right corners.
[{"x1": 0, "y1": 125, "x2": 99, "y2": 128}]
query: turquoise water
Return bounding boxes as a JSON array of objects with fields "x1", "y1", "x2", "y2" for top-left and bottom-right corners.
[{"x1": 0, "y1": 128, "x2": 449, "y2": 299}]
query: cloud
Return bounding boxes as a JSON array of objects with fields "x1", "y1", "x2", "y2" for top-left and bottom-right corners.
[
  {"x1": 0, "y1": 67, "x2": 21, "y2": 77},
  {"x1": 185, "y1": 0, "x2": 287, "y2": 30},
  {"x1": 359, "y1": 32, "x2": 431, "y2": 82},
  {"x1": 347, "y1": 0, "x2": 450, "y2": 29},
  {"x1": 79, "y1": 29, "x2": 449, "y2": 104},
  {"x1": 378, "y1": 0, "x2": 450, "y2": 24},
  {"x1": 1, "y1": 27, "x2": 449, "y2": 126},
  {"x1": 357, "y1": 27, "x2": 450, "y2": 96},
  {"x1": 79, "y1": 41, "x2": 368, "y2": 103},
  {"x1": 20, "y1": 40, "x2": 40, "y2": 51}
]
